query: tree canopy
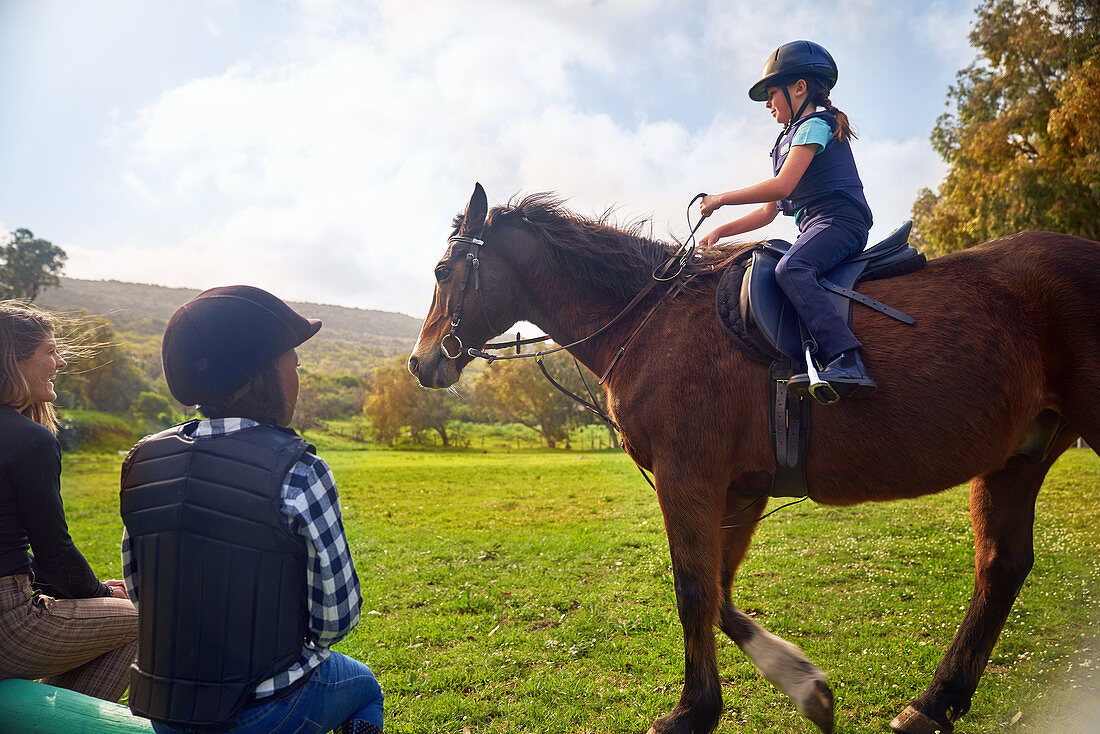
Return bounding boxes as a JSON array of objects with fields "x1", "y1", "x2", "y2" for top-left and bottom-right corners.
[
  {"x1": 0, "y1": 229, "x2": 67, "y2": 300},
  {"x1": 292, "y1": 370, "x2": 367, "y2": 431},
  {"x1": 53, "y1": 314, "x2": 151, "y2": 414},
  {"x1": 363, "y1": 354, "x2": 461, "y2": 446},
  {"x1": 912, "y1": 0, "x2": 1100, "y2": 255}
]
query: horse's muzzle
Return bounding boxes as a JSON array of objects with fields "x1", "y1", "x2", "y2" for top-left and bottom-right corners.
[{"x1": 408, "y1": 349, "x2": 460, "y2": 389}]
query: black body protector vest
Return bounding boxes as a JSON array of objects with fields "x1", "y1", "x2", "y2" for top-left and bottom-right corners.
[
  {"x1": 119, "y1": 422, "x2": 314, "y2": 727},
  {"x1": 771, "y1": 110, "x2": 872, "y2": 225}
]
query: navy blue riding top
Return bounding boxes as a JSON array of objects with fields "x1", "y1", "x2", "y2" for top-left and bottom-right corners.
[{"x1": 771, "y1": 110, "x2": 872, "y2": 228}]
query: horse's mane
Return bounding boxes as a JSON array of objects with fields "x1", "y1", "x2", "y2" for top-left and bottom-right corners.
[{"x1": 469, "y1": 193, "x2": 756, "y2": 300}]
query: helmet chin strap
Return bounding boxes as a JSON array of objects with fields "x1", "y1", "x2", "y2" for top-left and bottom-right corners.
[{"x1": 781, "y1": 86, "x2": 814, "y2": 133}]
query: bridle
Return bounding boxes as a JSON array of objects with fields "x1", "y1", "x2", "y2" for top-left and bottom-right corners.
[
  {"x1": 440, "y1": 194, "x2": 708, "y2": 358},
  {"x1": 436, "y1": 195, "x2": 710, "y2": 429},
  {"x1": 439, "y1": 233, "x2": 492, "y2": 360}
]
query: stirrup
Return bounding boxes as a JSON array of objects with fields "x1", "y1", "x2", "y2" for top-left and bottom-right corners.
[{"x1": 804, "y1": 347, "x2": 839, "y2": 405}]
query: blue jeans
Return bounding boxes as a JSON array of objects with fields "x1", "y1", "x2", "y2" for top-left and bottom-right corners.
[
  {"x1": 151, "y1": 653, "x2": 383, "y2": 734},
  {"x1": 774, "y1": 207, "x2": 869, "y2": 363}
]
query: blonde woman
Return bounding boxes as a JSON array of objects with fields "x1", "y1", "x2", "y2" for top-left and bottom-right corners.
[{"x1": 0, "y1": 300, "x2": 137, "y2": 701}]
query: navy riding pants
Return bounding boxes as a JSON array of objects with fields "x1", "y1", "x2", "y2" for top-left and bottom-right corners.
[{"x1": 773, "y1": 203, "x2": 869, "y2": 364}]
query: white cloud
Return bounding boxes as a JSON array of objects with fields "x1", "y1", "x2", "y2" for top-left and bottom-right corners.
[
  {"x1": 67, "y1": 0, "x2": 965, "y2": 322},
  {"x1": 703, "y1": 0, "x2": 908, "y2": 79},
  {"x1": 859, "y1": 136, "x2": 949, "y2": 240},
  {"x1": 913, "y1": 1, "x2": 978, "y2": 70}
]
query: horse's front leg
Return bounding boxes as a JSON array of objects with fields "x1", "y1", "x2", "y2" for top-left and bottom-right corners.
[
  {"x1": 718, "y1": 492, "x2": 834, "y2": 733},
  {"x1": 891, "y1": 449, "x2": 1069, "y2": 734},
  {"x1": 720, "y1": 604, "x2": 834, "y2": 731},
  {"x1": 647, "y1": 467, "x2": 726, "y2": 734}
]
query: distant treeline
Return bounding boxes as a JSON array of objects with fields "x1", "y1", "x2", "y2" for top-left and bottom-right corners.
[
  {"x1": 57, "y1": 350, "x2": 614, "y2": 452},
  {"x1": 38, "y1": 277, "x2": 425, "y2": 374},
  {"x1": 49, "y1": 308, "x2": 611, "y2": 451}
]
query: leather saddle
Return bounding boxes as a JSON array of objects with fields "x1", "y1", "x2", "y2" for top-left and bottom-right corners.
[
  {"x1": 717, "y1": 221, "x2": 926, "y2": 364},
  {"x1": 715, "y1": 221, "x2": 926, "y2": 498}
]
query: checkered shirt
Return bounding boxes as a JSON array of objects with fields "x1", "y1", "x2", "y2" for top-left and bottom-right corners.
[{"x1": 120, "y1": 417, "x2": 362, "y2": 699}]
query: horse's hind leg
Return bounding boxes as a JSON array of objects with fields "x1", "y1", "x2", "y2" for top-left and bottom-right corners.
[
  {"x1": 891, "y1": 438, "x2": 1075, "y2": 734},
  {"x1": 717, "y1": 505, "x2": 834, "y2": 733}
]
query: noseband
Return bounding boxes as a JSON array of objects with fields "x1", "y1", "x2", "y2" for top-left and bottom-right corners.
[{"x1": 440, "y1": 234, "x2": 490, "y2": 360}]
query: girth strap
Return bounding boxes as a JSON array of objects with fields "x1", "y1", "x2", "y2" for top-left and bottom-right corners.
[{"x1": 769, "y1": 359, "x2": 811, "y2": 498}]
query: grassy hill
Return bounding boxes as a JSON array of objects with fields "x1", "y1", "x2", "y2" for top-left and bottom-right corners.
[{"x1": 39, "y1": 277, "x2": 425, "y2": 374}]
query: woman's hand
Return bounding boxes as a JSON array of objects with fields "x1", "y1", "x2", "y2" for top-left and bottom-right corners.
[
  {"x1": 104, "y1": 579, "x2": 129, "y2": 599},
  {"x1": 700, "y1": 194, "x2": 723, "y2": 217}
]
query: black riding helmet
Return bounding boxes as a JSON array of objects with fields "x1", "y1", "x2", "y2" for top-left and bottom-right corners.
[
  {"x1": 748, "y1": 40, "x2": 838, "y2": 102},
  {"x1": 162, "y1": 285, "x2": 321, "y2": 406}
]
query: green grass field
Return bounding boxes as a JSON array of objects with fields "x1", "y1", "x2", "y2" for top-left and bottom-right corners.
[{"x1": 64, "y1": 446, "x2": 1100, "y2": 733}]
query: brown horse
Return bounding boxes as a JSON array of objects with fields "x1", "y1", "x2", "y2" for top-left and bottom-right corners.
[{"x1": 408, "y1": 183, "x2": 1100, "y2": 734}]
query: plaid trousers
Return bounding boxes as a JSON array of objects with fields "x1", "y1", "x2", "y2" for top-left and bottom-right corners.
[{"x1": 0, "y1": 573, "x2": 138, "y2": 702}]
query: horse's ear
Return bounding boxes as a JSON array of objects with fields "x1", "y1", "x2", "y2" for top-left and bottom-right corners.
[{"x1": 460, "y1": 182, "x2": 488, "y2": 238}]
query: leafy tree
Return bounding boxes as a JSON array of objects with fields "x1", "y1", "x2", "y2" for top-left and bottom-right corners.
[
  {"x1": 292, "y1": 370, "x2": 367, "y2": 431},
  {"x1": 132, "y1": 391, "x2": 176, "y2": 426},
  {"x1": 912, "y1": 0, "x2": 1100, "y2": 255},
  {"x1": 411, "y1": 385, "x2": 455, "y2": 447},
  {"x1": 0, "y1": 229, "x2": 67, "y2": 300},
  {"x1": 473, "y1": 353, "x2": 603, "y2": 449},
  {"x1": 364, "y1": 356, "x2": 421, "y2": 445},
  {"x1": 363, "y1": 356, "x2": 461, "y2": 446},
  {"x1": 53, "y1": 314, "x2": 150, "y2": 414}
]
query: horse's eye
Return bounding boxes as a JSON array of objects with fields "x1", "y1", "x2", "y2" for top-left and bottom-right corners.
[{"x1": 435, "y1": 265, "x2": 452, "y2": 283}]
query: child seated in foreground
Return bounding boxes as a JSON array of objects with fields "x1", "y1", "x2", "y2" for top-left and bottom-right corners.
[{"x1": 120, "y1": 285, "x2": 383, "y2": 734}]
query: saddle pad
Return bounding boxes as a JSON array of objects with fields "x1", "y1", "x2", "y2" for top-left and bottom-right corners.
[{"x1": 715, "y1": 251, "x2": 772, "y2": 364}]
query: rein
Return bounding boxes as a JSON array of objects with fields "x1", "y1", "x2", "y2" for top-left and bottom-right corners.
[
  {"x1": 453, "y1": 241, "x2": 684, "y2": 433},
  {"x1": 441, "y1": 195, "x2": 710, "y2": 489},
  {"x1": 465, "y1": 193, "x2": 709, "y2": 360}
]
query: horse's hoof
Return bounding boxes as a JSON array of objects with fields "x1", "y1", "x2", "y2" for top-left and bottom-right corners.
[
  {"x1": 890, "y1": 705, "x2": 953, "y2": 734},
  {"x1": 645, "y1": 704, "x2": 718, "y2": 734},
  {"x1": 645, "y1": 711, "x2": 682, "y2": 734},
  {"x1": 801, "y1": 679, "x2": 835, "y2": 733}
]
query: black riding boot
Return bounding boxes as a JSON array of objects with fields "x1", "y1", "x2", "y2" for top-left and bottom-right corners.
[{"x1": 789, "y1": 349, "x2": 876, "y2": 403}]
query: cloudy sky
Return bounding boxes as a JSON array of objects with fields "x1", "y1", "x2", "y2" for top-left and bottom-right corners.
[{"x1": 0, "y1": 0, "x2": 979, "y2": 319}]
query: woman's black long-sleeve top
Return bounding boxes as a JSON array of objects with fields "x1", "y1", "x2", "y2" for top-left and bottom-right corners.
[{"x1": 0, "y1": 404, "x2": 109, "y2": 598}]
